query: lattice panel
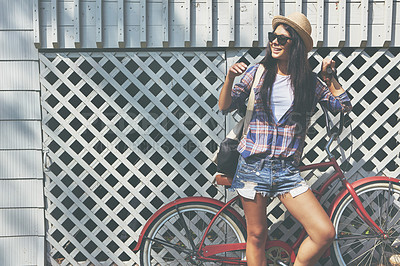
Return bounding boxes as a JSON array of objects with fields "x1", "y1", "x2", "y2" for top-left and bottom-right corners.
[
  {"x1": 227, "y1": 48, "x2": 400, "y2": 265},
  {"x1": 40, "y1": 51, "x2": 226, "y2": 265},
  {"x1": 40, "y1": 48, "x2": 399, "y2": 265}
]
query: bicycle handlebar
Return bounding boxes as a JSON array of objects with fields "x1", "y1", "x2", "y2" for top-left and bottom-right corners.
[{"x1": 320, "y1": 103, "x2": 344, "y2": 159}]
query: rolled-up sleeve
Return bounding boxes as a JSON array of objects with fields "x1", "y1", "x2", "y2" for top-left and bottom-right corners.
[
  {"x1": 221, "y1": 65, "x2": 257, "y2": 115},
  {"x1": 315, "y1": 77, "x2": 352, "y2": 113}
]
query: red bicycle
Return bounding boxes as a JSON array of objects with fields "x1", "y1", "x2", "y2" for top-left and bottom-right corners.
[{"x1": 133, "y1": 106, "x2": 400, "y2": 265}]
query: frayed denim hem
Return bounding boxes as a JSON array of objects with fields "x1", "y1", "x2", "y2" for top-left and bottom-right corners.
[{"x1": 235, "y1": 180, "x2": 310, "y2": 200}]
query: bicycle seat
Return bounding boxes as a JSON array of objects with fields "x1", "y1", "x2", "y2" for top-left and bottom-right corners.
[{"x1": 214, "y1": 173, "x2": 233, "y2": 187}]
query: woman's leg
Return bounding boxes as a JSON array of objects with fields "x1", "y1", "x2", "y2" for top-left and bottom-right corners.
[
  {"x1": 279, "y1": 190, "x2": 335, "y2": 266},
  {"x1": 240, "y1": 193, "x2": 269, "y2": 266}
]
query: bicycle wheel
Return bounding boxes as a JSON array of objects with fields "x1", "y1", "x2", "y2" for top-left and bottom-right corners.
[
  {"x1": 331, "y1": 181, "x2": 400, "y2": 266},
  {"x1": 140, "y1": 201, "x2": 246, "y2": 265}
]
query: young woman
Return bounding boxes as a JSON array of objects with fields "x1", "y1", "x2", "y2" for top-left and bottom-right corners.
[{"x1": 218, "y1": 12, "x2": 352, "y2": 266}]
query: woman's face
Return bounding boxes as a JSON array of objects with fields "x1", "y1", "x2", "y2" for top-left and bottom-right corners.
[{"x1": 270, "y1": 25, "x2": 292, "y2": 61}]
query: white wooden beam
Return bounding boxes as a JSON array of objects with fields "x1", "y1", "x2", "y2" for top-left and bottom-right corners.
[
  {"x1": 162, "y1": 0, "x2": 168, "y2": 47},
  {"x1": 252, "y1": 0, "x2": 259, "y2": 46},
  {"x1": 118, "y1": 0, "x2": 125, "y2": 48},
  {"x1": 316, "y1": 0, "x2": 324, "y2": 46},
  {"x1": 274, "y1": 0, "x2": 280, "y2": 16},
  {"x1": 33, "y1": 0, "x2": 40, "y2": 48},
  {"x1": 338, "y1": 0, "x2": 346, "y2": 46},
  {"x1": 74, "y1": 0, "x2": 80, "y2": 48},
  {"x1": 384, "y1": 0, "x2": 393, "y2": 46},
  {"x1": 206, "y1": 0, "x2": 213, "y2": 47},
  {"x1": 229, "y1": 0, "x2": 235, "y2": 47},
  {"x1": 140, "y1": 0, "x2": 147, "y2": 48},
  {"x1": 296, "y1": 0, "x2": 302, "y2": 13},
  {"x1": 96, "y1": 0, "x2": 102, "y2": 48},
  {"x1": 51, "y1": 0, "x2": 58, "y2": 48},
  {"x1": 184, "y1": 0, "x2": 190, "y2": 47},
  {"x1": 360, "y1": 0, "x2": 369, "y2": 46}
]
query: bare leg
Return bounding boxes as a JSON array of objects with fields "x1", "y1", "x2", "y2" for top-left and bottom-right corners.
[
  {"x1": 240, "y1": 193, "x2": 269, "y2": 266},
  {"x1": 279, "y1": 190, "x2": 335, "y2": 266}
]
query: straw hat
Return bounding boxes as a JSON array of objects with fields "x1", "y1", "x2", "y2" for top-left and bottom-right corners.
[{"x1": 272, "y1": 12, "x2": 313, "y2": 52}]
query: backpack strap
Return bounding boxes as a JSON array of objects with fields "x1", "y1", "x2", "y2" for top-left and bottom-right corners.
[{"x1": 242, "y1": 64, "x2": 265, "y2": 136}]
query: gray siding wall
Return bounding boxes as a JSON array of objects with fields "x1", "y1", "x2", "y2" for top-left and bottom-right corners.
[{"x1": 0, "y1": 0, "x2": 44, "y2": 265}]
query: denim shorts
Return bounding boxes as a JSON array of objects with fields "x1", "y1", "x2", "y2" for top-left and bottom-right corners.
[{"x1": 229, "y1": 155, "x2": 309, "y2": 199}]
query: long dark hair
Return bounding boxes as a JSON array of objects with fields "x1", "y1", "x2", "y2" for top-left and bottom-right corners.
[{"x1": 260, "y1": 23, "x2": 315, "y2": 130}]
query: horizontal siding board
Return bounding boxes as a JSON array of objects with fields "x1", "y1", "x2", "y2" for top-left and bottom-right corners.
[
  {"x1": 0, "y1": 91, "x2": 40, "y2": 120},
  {"x1": 0, "y1": 150, "x2": 43, "y2": 179},
  {"x1": 0, "y1": 236, "x2": 44, "y2": 266},
  {"x1": 0, "y1": 31, "x2": 38, "y2": 60},
  {"x1": 0, "y1": 61, "x2": 39, "y2": 91},
  {"x1": 0, "y1": 121, "x2": 42, "y2": 149},
  {"x1": 0, "y1": 180, "x2": 44, "y2": 208},
  {"x1": 0, "y1": 209, "x2": 45, "y2": 236},
  {"x1": 0, "y1": 0, "x2": 33, "y2": 30}
]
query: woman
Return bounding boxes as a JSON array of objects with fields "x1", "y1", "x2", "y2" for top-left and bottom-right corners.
[{"x1": 218, "y1": 12, "x2": 352, "y2": 266}]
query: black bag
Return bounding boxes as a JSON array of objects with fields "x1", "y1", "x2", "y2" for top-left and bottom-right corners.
[{"x1": 216, "y1": 138, "x2": 241, "y2": 177}]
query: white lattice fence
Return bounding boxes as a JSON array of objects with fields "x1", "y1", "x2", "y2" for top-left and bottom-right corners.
[
  {"x1": 40, "y1": 51, "x2": 227, "y2": 265},
  {"x1": 40, "y1": 48, "x2": 399, "y2": 265}
]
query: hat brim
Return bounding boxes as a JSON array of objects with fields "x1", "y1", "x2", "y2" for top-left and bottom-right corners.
[{"x1": 272, "y1": 16, "x2": 313, "y2": 52}]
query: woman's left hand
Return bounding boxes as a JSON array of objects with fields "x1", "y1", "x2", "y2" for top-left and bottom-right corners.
[{"x1": 320, "y1": 58, "x2": 336, "y2": 86}]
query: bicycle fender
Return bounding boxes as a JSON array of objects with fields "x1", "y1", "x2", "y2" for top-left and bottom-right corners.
[
  {"x1": 327, "y1": 176, "x2": 400, "y2": 220},
  {"x1": 132, "y1": 196, "x2": 245, "y2": 252}
]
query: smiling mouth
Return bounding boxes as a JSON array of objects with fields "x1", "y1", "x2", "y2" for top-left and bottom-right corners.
[{"x1": 272, "y1": 47, "x2": 282, "y2": 53}]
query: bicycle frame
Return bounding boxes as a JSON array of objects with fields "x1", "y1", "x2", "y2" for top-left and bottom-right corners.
[{"x1": 195, "y1": 155, "x2": 387, "y2": 263}]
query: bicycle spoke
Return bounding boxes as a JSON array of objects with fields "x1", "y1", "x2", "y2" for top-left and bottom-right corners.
[
  {"x1": 348, "y1": 239, "x2": 381, "y2": 265},
  {"x1": 332, "y1": 182, "x2": 400, "y2": 266},
  {"x1": 176, "y1": 205, "x2": 198, "y2": 251},
  {"x1": 337, "y1": 234, "x2": 380, "y2": 241},
  {"x1": 337, "y1": 236, "x2": 375, "y2": 253}
]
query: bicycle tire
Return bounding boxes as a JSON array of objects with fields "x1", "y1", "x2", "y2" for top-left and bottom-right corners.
[
  {"x1": 331, "y1": 180, "x2": 400, "y2": 266},
  {"x1": 140, "y1": 201, "x2": 246, "y2": 265}
]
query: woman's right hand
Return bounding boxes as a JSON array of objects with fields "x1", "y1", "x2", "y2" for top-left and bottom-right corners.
[
  {"x1": 219, "y1": 63, "x2": 247, "y2": 110},
  {"x1": 227, "y1": 62, "x2": 248, "y2": 79}
]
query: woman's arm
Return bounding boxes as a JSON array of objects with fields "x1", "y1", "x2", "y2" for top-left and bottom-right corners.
[
  {"x1": 219, "y1": 62, "x2": 248, "y2": 111},
  {"x1": 317, "y1": 58, "x2": 352, "y2": 113},
  {"x1": 319, "y1": 58, "x2": 345, "y2": 97}
]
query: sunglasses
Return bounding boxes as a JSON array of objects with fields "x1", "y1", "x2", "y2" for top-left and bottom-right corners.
[{"x1": 268, "y1": 32, "x2": 292, "y2": 46}]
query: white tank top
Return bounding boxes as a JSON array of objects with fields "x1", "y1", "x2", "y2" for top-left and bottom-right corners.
[{"x1": 271, "y1": 74, "x2": 294, "y2": 123}]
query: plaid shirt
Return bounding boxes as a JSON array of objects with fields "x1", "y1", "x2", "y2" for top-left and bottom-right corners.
[{"x1": 224, "y1": 64, "x2": 352, "y2": 164}]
